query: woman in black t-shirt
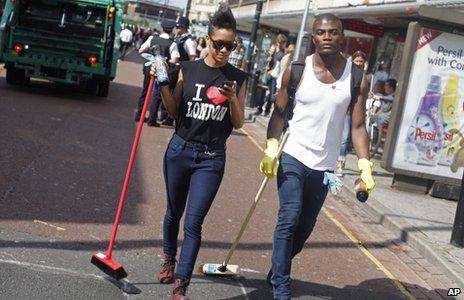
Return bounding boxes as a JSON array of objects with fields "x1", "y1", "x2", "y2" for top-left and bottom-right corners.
[{"x1": 150, "y1": 4, "x2": 247, "y2": 299}]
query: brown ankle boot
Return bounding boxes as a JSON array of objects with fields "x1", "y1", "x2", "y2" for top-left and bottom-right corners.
[
  {"x1": 172, "y1": 278, "x2": 189, "y2": 300},
  {"x1": 158, "y1": 253, "x2": 176, "y2": 284}
]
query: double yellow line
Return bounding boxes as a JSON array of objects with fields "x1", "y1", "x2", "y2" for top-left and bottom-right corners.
[{"x1": 239, "y1": 127, "x2": 414, "y2": 300}]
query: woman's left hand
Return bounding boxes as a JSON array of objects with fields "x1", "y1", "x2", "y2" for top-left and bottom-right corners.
[{"x1": 218, "y1": 82, "x2": 237, "y2": 103}]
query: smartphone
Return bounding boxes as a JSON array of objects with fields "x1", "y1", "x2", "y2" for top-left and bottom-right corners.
[{"x1": 222, "y1": 80, "x2": 235, "y2": 89}]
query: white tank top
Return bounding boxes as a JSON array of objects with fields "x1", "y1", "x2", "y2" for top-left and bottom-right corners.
[{"x1": 283, "y1": 55, "x2": 352, "y2": 171}]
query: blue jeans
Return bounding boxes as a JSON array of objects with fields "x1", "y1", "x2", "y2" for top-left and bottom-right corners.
[
  {"x1": 162, "y1": 134, "x2": 226, "y2": 282},
  {"x1": 271, "y1": 153, "x2": 329, "y2": 300},
  {"x1": 339, "y1": 113, "x2": 351, "y2": 158}
]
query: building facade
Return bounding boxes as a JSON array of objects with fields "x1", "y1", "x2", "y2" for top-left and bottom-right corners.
[
  {"x1": 231, "y1": 0, "x2": 464, "y2": 80},
  {"x1": 190, "y1": 0, "x2": 223, "y2": 24},
  {"x1": 125, "y1": 0, "x2": 181, "y2": 29}
]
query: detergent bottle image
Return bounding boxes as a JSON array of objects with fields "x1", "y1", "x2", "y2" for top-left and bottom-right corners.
[
  {"x1": 405, "y1": 75, "x2": 444, "y2": 166},
  {"x1": 439, "y1": 75, "x2": 461, "y2": 166}
]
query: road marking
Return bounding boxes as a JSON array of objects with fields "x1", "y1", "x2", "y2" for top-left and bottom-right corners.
[
  {"x1": 239, "y1": 128, "x2": 263, "y2": 151},
  {"x1": 322, "y1": 208, "x2": 414, "y2": 300},
  {"x1": 0, "y1": 258, "x2": 103, "y2": 280},
  {"x1": 240, "y1": 268, "x2": 261, "y2": 274},
  {"x1": 33, "y1": 219, "x2": 66, "y2": 231},
  {"x1": 237, "y1": 279, "x2": 251, "y2": 300},
  {"x1": 241, "y1": 125, "x2": 414, "y2": 300}
]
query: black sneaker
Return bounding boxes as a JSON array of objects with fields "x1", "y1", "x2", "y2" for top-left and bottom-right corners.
[
  {"x1": 147, "y1": 120, "x2": 160, "y2": 127},
  {"x1": 161, "y1": 119, "x2": 174, "y2": 126},
  {"x1": 254, "y1": 110, "x2": 263, "y2": 116},
  {"x1": 267, "y1": 269, "x2": 272, "y2": 287}
]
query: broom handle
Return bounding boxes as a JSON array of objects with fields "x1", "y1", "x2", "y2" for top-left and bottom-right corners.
[
  {"x1": 107, "y1": 75, "x2": 156, "y2": 259},
  {"x1": 222, "y1": 131, "x2": 290, "y2": 267}
]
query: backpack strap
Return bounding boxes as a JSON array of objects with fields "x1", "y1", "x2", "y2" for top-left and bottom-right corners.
[
  {"x1": 350, "y1": 62, "x2": 364, "y2": 106},
  {"x1": 284, "y1": 60, "x2": 305, "y2": 130}
]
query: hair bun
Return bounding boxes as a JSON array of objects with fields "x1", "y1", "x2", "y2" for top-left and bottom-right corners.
[{"x1": 208, "y1": 2, "x2": 237, "y2": 35}]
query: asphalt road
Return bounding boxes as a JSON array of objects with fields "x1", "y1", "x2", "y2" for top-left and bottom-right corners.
[{"x1": 0, "y1": 54, "x2": 435, "y2": 299}]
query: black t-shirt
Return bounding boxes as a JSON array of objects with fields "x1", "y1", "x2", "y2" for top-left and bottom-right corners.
[{"x1": 176, "y1": 59, "x2": 248, "y2": 145}]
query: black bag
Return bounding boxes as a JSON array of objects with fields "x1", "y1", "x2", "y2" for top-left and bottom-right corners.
[
  {"x1": 149, "y1": 35, "x2": 173, "y2": 61},
  {"x1": 284, "y1": 59, "x2": 364, "y2": 129}
]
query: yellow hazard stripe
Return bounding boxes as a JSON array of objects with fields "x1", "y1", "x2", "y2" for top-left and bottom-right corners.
[
  {"x1": 240, "y1": 128, "x2": 263, "y2": 151},
  {"x1": 239, "y1": 126, "x2": 415, "y2": 300}
]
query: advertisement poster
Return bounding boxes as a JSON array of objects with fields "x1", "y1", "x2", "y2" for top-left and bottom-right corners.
[{"x1": 391, "y1": 27, "x2": 464, "y2": 180}]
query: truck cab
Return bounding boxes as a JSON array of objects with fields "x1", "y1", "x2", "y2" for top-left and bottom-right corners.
[{"x1": 0, "y1": 0, "x2": 123, "y2": 97}]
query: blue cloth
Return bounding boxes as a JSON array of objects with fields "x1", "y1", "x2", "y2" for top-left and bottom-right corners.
[
  {"x1": 339, "y1": 113, "x2": 352, "y2": 158},
  {"x1": 162, "y1": 134, "x2": 226, "y2": 282},
  {"x1": 323, "y1": 172, "x2": 343, "y2": 195},
  {"x1": 271, "y1": 153, "x2": 329, "y2": 299}
]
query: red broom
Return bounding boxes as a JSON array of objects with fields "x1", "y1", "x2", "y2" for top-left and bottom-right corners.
[{"x1": 91, "y1": 75, "x2": 156, "y2": 280}]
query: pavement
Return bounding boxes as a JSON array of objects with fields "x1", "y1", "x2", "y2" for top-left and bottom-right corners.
[{"x1": 248, "y1": 107, "x2": 464, "y2": 290}]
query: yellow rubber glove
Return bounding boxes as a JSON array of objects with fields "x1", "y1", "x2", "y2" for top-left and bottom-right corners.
[
  {"x1": 259, "y1": 138, "x2": 279, "y2": 178},
  {"x1": 358, "y1": 158, "x2": 375, "y2": 193}
]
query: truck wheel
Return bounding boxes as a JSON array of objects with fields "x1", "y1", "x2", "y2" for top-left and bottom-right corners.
[
  {"x1": 6, "y1": 66, "x2": 29, "y2": 85},
  {"x1": 85, "y1": 79, "x2": 97, "y2": 95},
  {"x1": 6, "y1": 67, "x2": 16, "y2": 84},
  {"x1": 96, "y1": 79, "x2": 110, "y2": 97}
]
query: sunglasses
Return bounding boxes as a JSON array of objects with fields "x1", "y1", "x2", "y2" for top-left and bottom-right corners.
[{"x1": 209, "y1": 36, "x2": 237, "y2": 52}]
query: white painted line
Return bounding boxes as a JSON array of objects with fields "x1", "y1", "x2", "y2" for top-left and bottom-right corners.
[
  {"x1": 33, "y1": 219, "x2": 66, "y2": 231},
  {"x1": 237, "y1": 279, "x2": 251, "y2": 300},
  {"x1": 0, "y1": 259, "x2": 104, "y2": 280},
  {"x1": 240, "y1": 268, "x2": 261, "y2": 274}
]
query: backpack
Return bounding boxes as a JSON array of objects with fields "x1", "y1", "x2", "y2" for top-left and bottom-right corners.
[
  {"x1": 284, "y1": 59, "x2": 364, "y2": 129},
  {"x1": 147, "y1": 35, "x2": 179, "y2": 91},
  {"x1": 149, "y1": 35, "x2": 173, "y2": 62},
  {"x1": 176, "y1": 34, "x2": 193, "y2": 61}
]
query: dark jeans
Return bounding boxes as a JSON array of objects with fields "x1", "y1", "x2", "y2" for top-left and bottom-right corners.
[
  {"x1": 339, "y1": 113, "x2": 352, "y2": 158},
  {"x1": 136, "y1": 65, "x2": 162, "y2": 122},
  {"x1": 271, "y1": 153, "x2": 329, "y2": 300},
  {"x1": 119, "y1": 42, "x2": 130, "y2": 59},
  {"x1": 162, "y1": 134, "x2": 226, "y2": 282},
  {"x1": 256, "y1": 76, "x2": 276, "y2": 114}
]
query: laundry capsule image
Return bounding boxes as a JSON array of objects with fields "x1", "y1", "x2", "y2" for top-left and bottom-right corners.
[
  {"x1": 405, "y1": 75, "x2": 444, "y2": 166},
  {"x1": 439, "y1": 75, "x2": 461, "y2": 166}
]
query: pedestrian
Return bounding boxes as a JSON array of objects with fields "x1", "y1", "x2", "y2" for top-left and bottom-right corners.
[
  {"x1": 150, "y1": 4, "x2": 248, "y2": 300},
  {"x1": 336, "y1": 50, "x2": 367, "y2": 176},
  {"x1": 174, "y1": 16, "x2": 197, "y2": 62},
  {"x1": 372, "y1": 63, "x2": 388, "y2": 88},
  {"x1": 135, "y1": 20, "x2": 180, "y2": 127},
  {"x1": 196, "y1": 36, "x2": 207, "y2": 58},
  {"x1": 228, "y1": 37, "x2": 245, "y2": 70},
  {"x1": 275, "y1": 44, "x2": 295, "y2": 91},
  {"x1": 255, "y1": 34, "x2": 287, "y2": 117},
  {"x1": 371, "y1": 78, "x2": 396, "y2": 129},
  {"x1": 259, "y1": 13, "x2": 376, "y2": 299},
  {"x1": 119, "y1": 25, "x2": 133, "y2": 60}
]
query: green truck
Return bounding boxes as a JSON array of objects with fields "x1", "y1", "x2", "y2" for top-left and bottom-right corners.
[{"x1": 0, "y1": 0, "x2": 123, "y2": 97}]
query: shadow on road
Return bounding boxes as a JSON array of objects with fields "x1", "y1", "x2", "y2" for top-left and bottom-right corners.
[{"x1": 209, "y1": 276, "x2": 448, "y2": 300}]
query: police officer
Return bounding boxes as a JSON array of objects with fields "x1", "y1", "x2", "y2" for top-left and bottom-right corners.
[
  {"x1": 135, "y1": 20, "x2": 180, "y2": 127},
  {"x1": 174, "y1": 16, "x2": 197, "y2": 62}
]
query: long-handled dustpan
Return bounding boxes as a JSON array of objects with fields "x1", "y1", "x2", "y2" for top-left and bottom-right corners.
[
  {"x1": 201, "y1": 131, "x2": 290, "y2": 276},
  {"x1": 91, "y1": 75, "x2": 156, "y2": 280}
]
